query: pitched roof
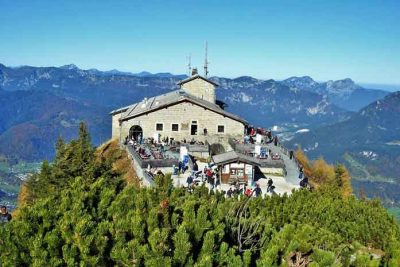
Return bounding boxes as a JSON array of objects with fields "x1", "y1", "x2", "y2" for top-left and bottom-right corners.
[
  {"x1": 110, "y1": 106, "x2": 130, "y2": 115},
  {"x1": 177, "y1": 74, "x2": 219, "y2": 87},
  {"x1": 212, "y1": 150, "x2": 285, "y2": 168},
  {"x1": 111, "y1": 90, "x2": 247, "y2": 124},
  {"x1": 212, "y1": 151, "x2": 257, "y2": 166}
]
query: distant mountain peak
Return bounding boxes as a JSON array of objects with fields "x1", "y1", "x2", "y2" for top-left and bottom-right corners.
[
  {"x1": 60, "y1": 64, "x2": 79, "y2": 70},
  {"x1": 135, "y1": 71, "x2": 153, "y2": 77},
  {"x1": 326, "y1": 78, "x2": 356, "y2": 87},
  {"x1": 343, "y1": 78, "x2": 354, "y2": 83},
  {"x1": 285, "y1": 76, "x2": 316, "y2": 83},
  {"x1": 324, "y1": 78, "x2": 361, "y2": 96},
  {"x1": 282, "y1": 76, "x2": 320, "y2": 91}
]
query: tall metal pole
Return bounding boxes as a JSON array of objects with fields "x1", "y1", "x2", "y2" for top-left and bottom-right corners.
[{"x1": 204, "y1": 41, "x2": 209, "y2": 77}]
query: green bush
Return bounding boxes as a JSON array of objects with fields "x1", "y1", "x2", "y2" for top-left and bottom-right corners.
[{"x1": 1, "y1": 124, "x2": 399, "y2": 266}]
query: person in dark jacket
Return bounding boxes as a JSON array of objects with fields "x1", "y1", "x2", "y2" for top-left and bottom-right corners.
[
  {"x1": 0, "y1": 206, "x2": 12, "y2": 223},
  {"x1": 267, "y1": 178, "x2": 274, "y2": 192},
  {"x1": 215, "y1": 170, "x2": 220, "y2": 187},
  {"x1": 253, "y1": 185, "x2": 262, "y2": 197},
  {"x1": 209, "y1": 175, "x2": 215, "y2": 190},
  {"x1": 186, "y1": 176, "x2": 193, "y2": 188},
  {"x1": 193, "y1": 161, "x2": 199, "y2": 171},
  {"x1": 178, "y1": 161, "x2": 182, "y2": 173},
  {"x1": 300, "y1": 177, "x2": 309, "y2": 188},
  {"x1": 274, "y1": 136, "x2": 278, "y2": 146},
  {"x1": 227, "y1": 188, "x2": 233, "y2": 198}
]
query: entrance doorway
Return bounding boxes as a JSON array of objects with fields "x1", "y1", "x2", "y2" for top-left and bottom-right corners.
[
  {"x1": 191, "y1": 122, "x2": 198, "y2": 135},
  {"x1": 129, "y1": 125, "x2": 143, "y2": 141},
  {"x1": 191, "y1": 124, "x2": 198, "y2": 135}
]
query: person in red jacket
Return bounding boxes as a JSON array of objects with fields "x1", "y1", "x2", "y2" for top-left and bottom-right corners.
[{"x1": 244, "y1": 186, "x2": 253, "y2": 197}]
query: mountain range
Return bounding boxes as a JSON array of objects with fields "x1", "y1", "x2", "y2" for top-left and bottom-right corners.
[
  {"x1": 282, "y1": 76, "x2": 389, "y2": 111},
  {"x1": 0, "y1": 63, "x2": 393, "y2": 161},
  {"x1": 0, "y1": 88, "x2": 109, "y2": 161},
  {"x1": 289, "y1": 91, "x2": 400, "y2": 204}
]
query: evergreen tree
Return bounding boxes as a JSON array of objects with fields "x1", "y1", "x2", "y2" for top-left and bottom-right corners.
[
  {"x1": 24, "y1": 122, "x2": 99, "y2": 205},
  {"x1": 2, "y1": 131, "x2": 400, "y2": 266},
  {"x1": 173, "y1": 226, "x2": 191, "y2": 265},
  {"x1": 334, "y1": 164, "x2": 352, "y2": 197},
  {"x1": 25, "y1": 160, "x2": 54, "y2": 203}
]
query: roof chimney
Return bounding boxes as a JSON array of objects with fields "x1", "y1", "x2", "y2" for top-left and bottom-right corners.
[{"x1": 191, "y1": 67, "x2": 198, "y2": 76}]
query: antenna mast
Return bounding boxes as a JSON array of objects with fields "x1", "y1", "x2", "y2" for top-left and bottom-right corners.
[{"x1": 204, "y1": 41, "x2": 209, "y2": 77}]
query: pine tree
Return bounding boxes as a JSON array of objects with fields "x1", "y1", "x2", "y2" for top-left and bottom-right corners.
[
  {"x1": 173, "y1": 226, "x2": 191, "y2": 265},
  {"x1": 194, "y1": 204, "x2": 211, "y2": 243},
  {"x1": 334, "y1": 164, "x2": 352, "y2": 197},
  {"x1": 197, "y1": 231, "x2": 215, "y2": 263},
  {"x1": 54, "y1": 136, "x2": 65, "y2": 163},
  {"x1": 25, "y1": 160, "x2": 54, "y2": 203},
  {"x1": 52, "y1": 122, "x2": 95, "y2": 184}
]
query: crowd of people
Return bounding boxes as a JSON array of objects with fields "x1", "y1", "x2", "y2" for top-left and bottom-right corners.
[
  {"x1": 122, "y1": 125, "x2": 309, "y2": 195},
  {"x1": 226, "y1": 183, "x2": 264, "y2": 198},
  {"x1": 185, "y1": 164, "x2": 220, "y2": 191},
  {"x1": 243, "y1": 126, "x2": 276, "y2": 145},
  {"x1": 183, "y1": 160, "x2": 279, "y2": 198},
  {"x1": 227, "y1": 177, "x2": 275, "y2": 197},
  {"x1": 244, "y1": 127, "x2": 309, "y2": 190},
  {"x1": 183, "y1": 156, "x2": 307, "y2": 195},
  {"x1": 125, "y1": 134, "x2": 207, "y2": 148}
]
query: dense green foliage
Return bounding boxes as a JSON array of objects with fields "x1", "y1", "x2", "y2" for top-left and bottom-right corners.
[
  {"x1": 1, "y1": 124, "x2": 400, "y2": 266},
  {"x1": 22, "y1": 123, "x2": 114, "y2": 205}
]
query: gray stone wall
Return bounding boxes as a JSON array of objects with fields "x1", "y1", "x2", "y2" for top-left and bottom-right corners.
[
  {"x1": 111, "y1": 112, "x2": 122, "y2": 140},
  {"x1": 180, "y1": 78, "x2": 216, "y2": 103},
  {"x1": 113, "y1": 101, "x2": 245, "y2": 143}
]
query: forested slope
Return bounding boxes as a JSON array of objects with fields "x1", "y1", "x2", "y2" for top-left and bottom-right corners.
[{"x1": 1, "y1": 124, "x2": 399, "y2": 266}]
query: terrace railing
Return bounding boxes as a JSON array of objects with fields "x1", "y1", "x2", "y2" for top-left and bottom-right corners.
[
  {"x1": 229, "y1": 137, "x2": 301, "y2": 174},
  {"x1": 127, "y1": 145, "x2": 179, "y2": 168}
]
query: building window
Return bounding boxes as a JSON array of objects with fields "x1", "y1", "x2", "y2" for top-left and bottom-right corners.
[
  {"x1": 172, "y1": 123, "x2": 179, "y2": 132},
  {"x1": 156, "y1": 123, "x2": 163, "y2": 131},
  {"x1": 217, "y1": 125, "x2": 225, "y2": 133}
]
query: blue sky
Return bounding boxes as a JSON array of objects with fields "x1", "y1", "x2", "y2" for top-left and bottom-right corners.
[{"x1": 1, "y1": 0, "x2": 399, "y2": 85}]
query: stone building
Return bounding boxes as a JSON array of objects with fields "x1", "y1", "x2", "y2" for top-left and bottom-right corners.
[{"x1": 110, "y1": 72, "x2": 248, "y2": 147}]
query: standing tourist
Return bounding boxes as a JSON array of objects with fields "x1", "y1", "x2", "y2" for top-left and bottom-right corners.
[
  {"x1": 253, "y1": 184, "x2": 262, "y2": 197},
  {"x1": 0, "y1": 206, "x2": 12, "y2": 223}
]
